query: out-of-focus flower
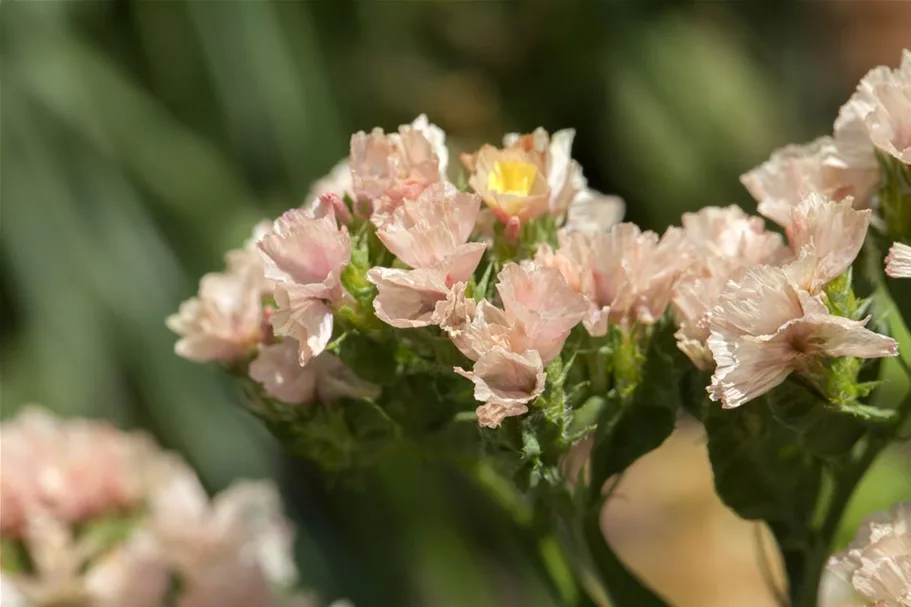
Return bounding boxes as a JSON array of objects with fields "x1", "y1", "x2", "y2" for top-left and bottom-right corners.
[
  {"x1": 672, "y1": 268, "x2": 733, "y2": 371},
  {"x1": 249, "y1": 339, "x2": 379, "y2": 405},
  {"x1": 839, "y1": 50, "x2": 911, "y2": 165},
  {"x1": 827, "y1": 501, "x2": 911, "y2": 607},
  {"x1": 563, "y1": 190, "x2": 626, "y2": 235},
  {"x1": 785, "y1": 193, "x2": 871, "y2": 292},
  {"x1": 448, "y1": 262, "x2": 585, "y2": 427},
  {"x1": 539, "y1": 223, "x2": 691, "y2": 333},
  {"x1": 886, "y1": 242, "x2": 911, "y2": 278},
  {"x1": 706, "y1": 264, "x2": 898, "y2": 408},
  {"x1": 349, "y1": 114, "x2": 448, "y2": 210},
  {"x1": 740, "y1": 137, "x2": 879, "y2": 228},
  {"x1": 259, "y1": 206, "x2": 351, "y2": 365},
  {"x1": 0, "y1": 408, "x2": 158, "y2": 536},
  {"x1": 368, "y1": 184, "x2": 486, "y2": 329}
]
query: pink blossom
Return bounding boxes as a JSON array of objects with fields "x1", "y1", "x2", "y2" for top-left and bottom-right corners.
[
  {"x1": 168, "y1": 220, "x2": 273, "y2": 362},
  {"x1": 0, "y1": 408, "x2": 158, "y2": 536},
  {"x1": 741, "y1": 137, "x2": 878, "y2": 228},
  {"x1": 564, "y1": 190, "x2": 625, "y2": 235},
  {"x1": 680, "y1": 205, "x2": 784, "y2": 267},
  {"x1": 467, "y1": 143, "x2": 550, "y2": 224},
  {"x1": 706, "y1": 265, "x2": 898, "y2": 408},
  {"x1": 785, "y1": 193, "x2": 871, "y2": 292},
  {"x1": 375, "y1": 183, "x2": 482, "y2": 268},
  {"x1": 455, "y1": 348, "x2": 546, "y2": 428},
  {"x1": 886, "y1": 242, "x2": 911, "y2": 278},
  {"x1": 827, "y1": 500, "x2": 911, "y2": 607},
  {"x1": 258, "y1": 207, "x2": 351, "y2": 365},
  {"x1": 307, "y1": 159, "x2": 353, "y2": 202},
  {"x1": 368, "y1": 244, "x2": 485, "y2": 328},
  {"x1": 495, "y1": 262, "x2": 589, "y2": 364},
  {"x1": 540, "y1": 223, "x2": 691, "y2": 334},
  {"x1": 249, "y1": 339, "x2": 379, "y2": 405},
  {"x1": 839, "y1": 50, "x2": 911, "y2": 165},
  {"x1": 349, "y1": 114, "x2": 448, "y2": 209}
]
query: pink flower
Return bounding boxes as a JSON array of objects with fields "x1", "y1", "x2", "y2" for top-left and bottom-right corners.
[
  {"x1": 706, "y1": 264, "x2": 898, "y2": 408},
  {"x1": 0, "y1": 408, "x2": 159, "y2": 536},
  {"x1": 168, "y1": 264, "x2": 266, "y2": 362},
  {"x1": 827, "y1": 500, "x2": 911, "y2": 607},
  {"x1": 367, "y1": 184, "x2": 486, "y2": 329},
  {"x1": 740, "y1": 137, "x2": 878, "y2": 228},
  {"x1": 374, "y1": 183, "x2": 482, "y2": 268},
  {"x1": 671, "y1": 269, "x2": 734, "y2": 371},
  {"x1": 249, "y1": 339, "x2": 379, "y2": 405},
  {"x1": 785, "y1": 193, "x2": 871, "y2": 292},
  {"x1": 495, "y1": 261, "x2": 589, "y2": 364},
  {"x1": 349, "y1": 114, "x2": 448, "y2": 209},
  {"x1": 447, "y1": 262, "x2": 585, "y2": 427},
  {"x1": 886, "y1": 242, "x2": 911, "y2": 278},
  {"x1": 564, "y1": 190, "x2": 626, "y2": 235},
  {"x1": 540, "y1": 223, "x2": 691, "y2": 334},
  {"x1": 258, "y1": 207, "x2": 351, "y2": 365},
  {"x1": 455, "y1": 348, "x2": 546, "y2": 428},
  {"x1": 680, "y1": 205, "x2": 784, "y2": 267},
  {"x1": 840, "y1": 50, "x2": 911, "y2": 165},
  {"x1": 168, "y1": 221, "x2": 272, "y2": 362}
]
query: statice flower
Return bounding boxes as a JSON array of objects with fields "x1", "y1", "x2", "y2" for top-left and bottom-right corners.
[
  {"x1": 349, "y1": 114, "x2": 448, "y2": 213},
  {"x1": 885, "y1": 242, "x2": 911, "y2": 278},
  {"x1": 784, "y1": 193, "x2": 871, "y2": 293},
  {"x1": 706, "y1": 263, "x2": 898, "y2": 408},
  {"x1": 464, "y1": 127, "x2": 618, "y2": 229},
  {"x1": 0, "y1": 408, "x2": 337, "y2": 607},
  {"x1": 537, "y1": 223, "x2": 691, "y2": 333},
  {"x1": 671, "y1": 205, "x2": 784, "y2": 369},
  {"x1": 740, "y1": 137, "x2": 879, "y2": 228},
  {"x1": 249, "y1": 339, "x2": 379, "y2": 405},
  {"x1": 827, "y1": 501, "x2": 911, "y2": 607},
  {"x1": 258, "y1": 202, "x2": 351, "y2": 365},
  {"x1": 168, "y1": 222, "x2": 272, "y2": 363},
  {"x1": 367, "y1": 183, "x2": 486, "y2": 328},
  {"x1": 838, "y1": 49, "x2": 911, "y2": 165},
  {"x1": 447, "y1": 261, "x2": 587, "y2": 427}
]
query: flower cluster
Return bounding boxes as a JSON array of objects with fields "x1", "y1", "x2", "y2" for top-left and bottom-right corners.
[
  {"x1": 826, "y1": 500, "x2": 911, "y2": 607},
  {"x1": 0, "y1": 407, "x2": 341, "y2": 607}
]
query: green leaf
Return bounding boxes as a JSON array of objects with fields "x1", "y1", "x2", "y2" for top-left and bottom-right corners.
[{"x1": 335, "y1": 331, "x2": 397, "y2": 386}]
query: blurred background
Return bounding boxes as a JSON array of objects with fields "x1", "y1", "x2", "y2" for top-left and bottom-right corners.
[{"x1": 1, "y1": 2, "x2": 910, "y2": 606}]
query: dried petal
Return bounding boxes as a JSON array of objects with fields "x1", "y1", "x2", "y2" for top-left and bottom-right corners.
[
  {"x1": 886, "y1": 242, "x2": 911, "y2": 278},
  {"x1": 455, "y1": 348, "x2": 545, "y2": 427}
]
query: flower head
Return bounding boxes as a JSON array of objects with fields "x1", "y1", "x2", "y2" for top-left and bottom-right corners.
[
  {"x1": 249, "y1": 340, "x2": 379, "y2": 405},
  {"x1": 827, "y1": 501, "x2": 911, "y2": 607},
  {"x1": 258, "y1": 207, "x2": 351, "y2": 365},
  {"x1": 168, "y1": 222, "x2": 272, "y2": 362},
  {"x1": 841, "y1": 50, "x2": 911, "y2": 165},
  {"x1": 374, "y1": 182, "x2": 482, "y2": 268},
  {"x1": 741, "y1": 137, "x2": 878, "y2": 228},
  {"x1": 706, "y1": 264, "x2": 898, "y2": 408},
  {"x1": 455, "y1": 348, "x2": 545, "y2": 428},
  {"x1": 350, "y1": 114, "x2": 448, "y2": 209},
  {"x1": 540, "y1": 223, "x2": 691, "y2": 334},
  {"x1": 886, "y1": 242, "x2": 911, "y2": 278},
  {"x1": 784, "y1": 193, "x2": 871, "y2": 292}
]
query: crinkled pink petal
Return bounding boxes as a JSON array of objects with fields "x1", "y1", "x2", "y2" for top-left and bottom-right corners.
[
  {"x1": 376, "y1": 183, "x2": 482, "y2": 268},
  {"x1": 270, "y1": 287, "x2": 334, "y2": 365},
  {"x1": 707, "y1": 333, "x2": 797, "y2": 409},
  {"x1": 787, "y1": 193, "x2": 870, "y2": 290},
  {"x1": 886, "y1": 242, "x2": 911, "y2": 278},
  {"x1": 564, "y1": 190, "x2": 625, "y2": 235},
  {"x1": 258, "y1": 208, "x2": 350, "y2": 293},
  {"x1": 367, "y1": 266, "x2": 450, "y2": 328},
  {"x1": 454, "y1": 348, "x2": 545, "y2": 427},
  {"x1": 249, "y1": 340, "x2": 318, "y2": 405}
]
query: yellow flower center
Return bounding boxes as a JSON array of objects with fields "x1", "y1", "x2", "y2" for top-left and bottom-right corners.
[{"x1": 487, "y1": 161, "x2": 538, "y2": 197}]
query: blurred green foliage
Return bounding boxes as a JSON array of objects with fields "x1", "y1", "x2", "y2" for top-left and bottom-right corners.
[{"x1": 1, "y1": 2, "x2": 908, "y2": 605}]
